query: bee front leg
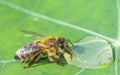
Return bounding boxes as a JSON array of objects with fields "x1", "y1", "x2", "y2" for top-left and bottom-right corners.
[{"x1": 49, "y1": 55, "x2": 64, "y2": 66}]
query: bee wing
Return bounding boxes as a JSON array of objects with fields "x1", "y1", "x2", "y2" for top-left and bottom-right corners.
[
  {"x1": 20, "y1": 29, "x2": 46, "y2": 38},
  {"x1": 15, "y1": 42, "x2": 50, "y2": 60}
]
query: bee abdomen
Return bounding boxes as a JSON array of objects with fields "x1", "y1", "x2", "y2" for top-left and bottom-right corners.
[
  {"x1": 14, "y1": 55, "x2": 24, "y2": 62},
  {"x1": 15, "y1": 41, "x2": 45, "y2": 63},
  {"x1": 15, "y1": 54, "x2": 30, "y2": 62},
  {"x1": 14, "y1": 55, "x2": 21, "y2": 60}
]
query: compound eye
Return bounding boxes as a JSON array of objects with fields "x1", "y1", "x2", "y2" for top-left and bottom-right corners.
[
  {"x1": 59, "y1": 43, "x2": 62, "y2": 46},
  {"x1": 59, "y1": 43, "x2": 64, "y2": 49}
]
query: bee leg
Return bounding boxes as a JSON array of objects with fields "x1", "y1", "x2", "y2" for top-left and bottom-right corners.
[
  {"x1": 54, "y1": 56, "x2": 64, "y2": 66},
  {"x1": 23, "y1": 53, "x2": 40, "y2": 68},
  {"x1": 49, "y1": 55, "x2": 64, "y2": 66},
  {"x1": 47, "y1": 48, "x2": 64, "y2": 66}
]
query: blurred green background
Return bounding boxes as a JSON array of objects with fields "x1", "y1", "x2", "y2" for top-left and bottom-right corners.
[{"x1": 0, "y1": 0, "x2": 119, "y2": 75}]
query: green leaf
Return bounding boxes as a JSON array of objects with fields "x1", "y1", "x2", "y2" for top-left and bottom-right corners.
[{"x1": 0, "y1": 0, "x2": 119, "y2": 75}]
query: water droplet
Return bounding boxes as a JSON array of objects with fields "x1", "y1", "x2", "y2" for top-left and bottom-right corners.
[
  {"x1": 100, "y1": 62, "x2": 104, "y2": 65},
  {"x1": 83, "y1": 60, "x2": 87, "y2": 64}
]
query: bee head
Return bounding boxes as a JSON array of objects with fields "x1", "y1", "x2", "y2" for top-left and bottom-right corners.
[
  {"x1": 58, "y1": 37, "x2": 73, "y2": 50},
  {"x1": 58, "y1": 37, "x2": 67, "y2": 49},
  {"x1": 58, "y1": 37, "x2": 73, "y2": 64}
]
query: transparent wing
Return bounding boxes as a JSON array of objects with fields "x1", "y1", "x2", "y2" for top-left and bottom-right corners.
[
  {"x1": 20, "y1": 29, "x2": 46, "y2": 38},
  {"x1": 71, "y1": 36, "x2": 113, "y2": 69},
  {"x1": 15, "y1": 42, "x2": 50, "y2": 57}
]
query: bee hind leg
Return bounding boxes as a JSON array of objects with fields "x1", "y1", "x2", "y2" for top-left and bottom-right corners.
[{"x1": 23, "y1": 53, "x2": 40, "y2": 68}]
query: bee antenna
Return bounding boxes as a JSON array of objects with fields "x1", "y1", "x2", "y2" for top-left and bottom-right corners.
[{"x1": 67, "y1": 39, "x2": 74, "y2": 47}]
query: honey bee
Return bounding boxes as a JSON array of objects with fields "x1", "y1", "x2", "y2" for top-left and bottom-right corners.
[{"x1": 15, "y1": 30, "x2": 73, "y2": 68}]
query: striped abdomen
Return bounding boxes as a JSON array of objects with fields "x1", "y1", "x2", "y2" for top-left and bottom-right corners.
[{"x1": 14, "y1": 42, "x2": 43, "y2": 62}]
